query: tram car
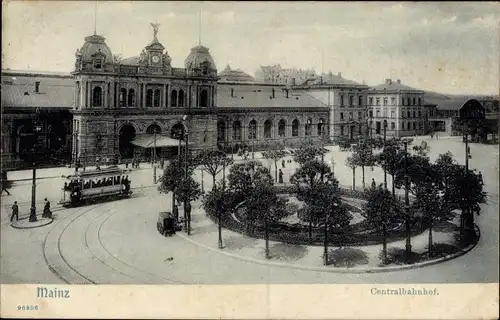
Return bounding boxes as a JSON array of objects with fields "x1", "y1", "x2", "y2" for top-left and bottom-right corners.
[{"x1": 59, "y1": 166, "x2": 133, "y2": 207}]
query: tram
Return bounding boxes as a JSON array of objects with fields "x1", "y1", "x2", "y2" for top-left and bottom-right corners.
[{"x1": 59, "y1": 166, "x2": 133, "y2": 207}]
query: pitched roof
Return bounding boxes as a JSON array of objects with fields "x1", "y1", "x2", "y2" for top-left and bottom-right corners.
[
  {"x1": 218, "y1": 65, "x2": 255, "y2": 82},
  {"x1": 217, "y1": 84, "x2": 327, "y2": 109},
  {"x1": 370, "y1": 79, "x2": 423, "y2": 93},
  {"x1": 1, "y1": 72, "x2": 74, "y2": 109}
]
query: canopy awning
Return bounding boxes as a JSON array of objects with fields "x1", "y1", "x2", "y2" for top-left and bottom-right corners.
[{"x1": 130, "y1": 135, "x2": 189, "y2": 148}]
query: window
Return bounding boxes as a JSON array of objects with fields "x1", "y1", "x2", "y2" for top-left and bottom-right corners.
[
  {"x1": 340, "y1": 112, "x2": 344, "y2": 120},
  {"x1": 93, "y1": 59, "x2": 102, "y2": 69},
  {"x1": 233, "y1": 121, "x2": 242, "y2": 140},
  {"x1": 292, "y1": 119, "x2": 299, "y2": 137},
  {"x1": 170, "y1": 90, "x2": 178, "y2": 107},
  {"x1": 264, "y1": 120, "x2": 272, "y2": 139},
  {"x1": 418, "y1": 98, "x2": 422, "y2": 106},
  {"x1": 358, "y1": 111, "x2": 362, "y2": 120},
  {"x1": 402, "y1": 97, "x2": 406, "y2": 106},
  {"x1": 153, "y1": 89, "x2": 161, "y2": 107},
  {"x1": 418, "y1": 110, "x2": 421, "y2": 117},
  {"x1": 369, "y1": 110, "x2": 373, "y2": 118},
  {"x1": 127, "y1": 89, "x2": 135, "y2": 107},
  {"x1": 217, "y1": 121, "x2": 226, "y2": 142},
  {"x1": 413, "y1": 111, "x2": 416, "y2": 118},
  {"x1": 376, "y1": 98, "x2": 380, "y2": 106},
  {"x1": 349, "y1": 96, "x2": 354, "y2": 107},
  {"x1": 376, "y1": 110, "x2": 380, "y2": 118},
  {"x1": 146, "y1": 89, "x2": 153, "y2": 107},
  {"x1": 412, "y1": 98, "x2": 416, "y2": 105},
  {"x1": 402, "y1": 122, "x2": 405, "y2": 131},
  {"x1": 383, "y1": 97, "x2": 388, "y2": 105},
  {"x1": 340, "y1": 125, "x2": 344, "y2": 136},
  {"x1": 340, "y1": 96, "x2": 344, "y2": 107},
  {"x1": 407, "y1": 111, "x2": 411, "y2": 118},
  {"x1": 391, "y1": 122, "x2": 395, "y2": 130},
  {"x1": 391, "y1": 97, "x2": 395, "y2": 105},
  {"x1": 391, "y1": 110, "x2": 395, "y2": 118},
  {"x1": 413, "y1": 122, "x2": 416, "y2": 130},
  {"x1": 358, "y1": 125, "x2": 362, "y2": 135},
  {"x1": 92, "y1": 86, "x2": 102, "y2": 107},
  {"x1": 369, "y1": 97, "x2": 373, "y2": 105},
  {"x1": 178, "y1": 90, "x2": 184, "y2": 107},
  {"x1": 200, "y1": 89, "x2": 208, "y2": 108},
  {"x1": 278, "y1": 120, "x2": 286, "y2": 137},
  {"x1": 348, "y1": 112, "x2": 353, "y2": 120},
  {"x1": 119, "y1": 88, "x2": 127, "y2": 106},
  {"x1": 358, "y1": 96, "x2": 363, "y2": 107},
  {"x1": 305, "y1": 118, "x2": 312, "y2": 136},
  {"x1": 248, "y1": 120, "x2": 257, "y2": 140},
  {"x1": 317, "y1": 119, "x2": 325, "y2": 136}
]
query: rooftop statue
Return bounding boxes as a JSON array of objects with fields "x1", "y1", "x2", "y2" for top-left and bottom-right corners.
[{"x1": 150, "y1": 22, "x2": 160, "y2": 41}]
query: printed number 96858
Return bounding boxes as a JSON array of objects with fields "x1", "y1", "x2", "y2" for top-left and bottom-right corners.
[{"x1": 17, "y1": 305, "x2": 39, "y2": 311}]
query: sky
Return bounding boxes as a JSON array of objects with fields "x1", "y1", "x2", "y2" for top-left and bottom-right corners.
[{"x1": 2, "y1": 1, "x2": 499, "y2": 95}]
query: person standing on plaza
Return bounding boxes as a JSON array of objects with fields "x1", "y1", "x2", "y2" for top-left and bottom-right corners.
[
  {"x1": 371, "y1": 178, "x2": 376, "y2": 190},
  {"x1": 10, "y1": 201, "x2": 19, "y2": 222},
  {"x1": 278, "y1": 169, "x2": 284, "y2": 184},
  {"x1": 42, "y1": 198, "x2": 51, "y2": 219}
]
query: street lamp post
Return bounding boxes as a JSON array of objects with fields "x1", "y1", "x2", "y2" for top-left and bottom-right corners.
[
  {"x1": 152, "y1": 129, "x2": 158, "y2": 184},
  {"x1": 73, "y1": 130, "x2": 79, "y2": 172},
  {"x1": 383, "y1": 120, "x2": 388, "y2": 189},
  {"x1": 29, "y1": 110, "x2": 43, "y2": 223},
  {"x1": 185, "y1": 130, "x2": 190, "y2": 235}
]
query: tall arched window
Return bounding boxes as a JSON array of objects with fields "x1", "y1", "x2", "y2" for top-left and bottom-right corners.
[
  {"x1": 146, "y1": 89, "x2": 153, "y2": 107},
  {"x1": 292, "y1": 119, "x2": 299, "y2": 137},
  {"x1": 178, "y1": 90, "x2": 184, "y2": 107},
  {"x1": 305, "y1": 118, "x2": 312, "y2": 136},
  {"x1": 217, "y1": 120, "x2": 226, "y2": 142},
  {"x1": 92, "y1": 86, "x2": 102, "y2": 107},
  {"x1": 233, "y1": 121, "x2": 242, "y2": 140},
  {"x1": 127, "y1": 89, "x2": 135, "y2": 107},
  {"x1": 278, "y1": 119, "x2": 286, "y2": 137},
  {"x1": 248, "y1": 120, "x2": 257, "y2": 140},
  {"x1": 412, "y1": 98, "x2": 416, "y2": 105},
  {"x1": 317, "y1": 118, "x2": 325, "y2": 136},
  {"x1": 200, "y1": 89, "x2": 208, "y2": 108},
  {"x1": 153, "y1": 89, "x2": 161, "y2": 107},
  {"x1": 119, "y1": 88, "x2": 127, "y2": 106},
  {"x1": 170, "y1": 90, "x2": 177, "y2": 107},
  {"x1": 264, "y1": 119, "x2": 272, "y2": 139}
]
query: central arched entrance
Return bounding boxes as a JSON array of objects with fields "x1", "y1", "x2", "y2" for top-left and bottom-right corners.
[{"x1": 119, "y1": 124, "x2": 136, "y2": 159}]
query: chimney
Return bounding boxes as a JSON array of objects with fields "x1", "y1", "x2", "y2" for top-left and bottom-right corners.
[
  {"x1": 338, "y1": 72, "x2": 342, "y2": 78},
  {"x1": 272, "y1": 88, "x2": 275, "y2": 98},
  {"x1": 397, "y1": 79, "x2": 401, "y2": 84},
  {"x1": 230, "y1": 88, "x2": 234, "y2": 98},
  {"x1": 285, "y1": 89, "x2": 289, "y2": 99},
  {"x1": 385, "y1": 78, "x2": 392, "y2": 85},
  {"x1": 35, "y1": 81, "x2": 40, "y2": 93}
]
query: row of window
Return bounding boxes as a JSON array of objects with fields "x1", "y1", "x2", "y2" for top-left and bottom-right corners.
[
  {"x1": 371, "y1": 109, "x2": 423, "y2": 119},
  {"x1": 339, "y1": 95, "x2": 363, "y2": 107},
  {"x1": 91, "y1": 86, "x2": 209, "y2": 108},
  {"x1": 340, "y1": 111, "x2": 364, "y2": 121},
  {"x1": 369, "y1": 96, "x2": 422, "y2": 106},
  {"x1": 217, "y1": 119, "x2": 326, "y2": 141}
]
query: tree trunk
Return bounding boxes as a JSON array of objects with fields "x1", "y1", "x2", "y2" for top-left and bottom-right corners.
[
  {"x1": 428, "y1": 219, "x2": 433, "y2": 256},
  {"x1": 362, "y1": 166, "x2": 366, "y2": 189},
  {"x1": 265, "y1": 215, "x2": 270, "y2": 259},
  {"x1": 323, "y1": 222, "x2": 329, "y2": 265},
  {"x1": 391, "y1": 174, "x2": 395, "y2": 196},
  {"x1": 382, "y1": 223, "x2": 387, "y2": 265},
  {"x1": 309, "y1": 221, "x2": 312, "y2": 241},
  {"x1": 405, "y1": 216, "x2": 412, "y2": 259},
  {"x1": 275, "y1": 161, "x2": 278, "y2": 183},
  {"x1": 352, "y1": 168, "x2": 356, "y2": 190},
  {"x1": 212, "y1": 175, "x2": 216, "y2": 191}
]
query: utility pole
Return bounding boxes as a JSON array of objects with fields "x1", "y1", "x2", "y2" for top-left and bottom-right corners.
[
  {"x1": 403, "y1": 140, "x2": 411, "y2": 257},
  {"x1": 153, "y1": 130, "x2": 157, "y2": 184}
]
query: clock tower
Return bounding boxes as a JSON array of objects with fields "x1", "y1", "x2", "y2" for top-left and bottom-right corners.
[{"x1": 138, "y1": 22, "x2": 172, "y2": 72}]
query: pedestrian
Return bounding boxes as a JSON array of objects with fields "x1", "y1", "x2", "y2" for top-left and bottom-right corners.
[
  {"x1": 478, "y1": 171, "x2": 483, "y2": 185},
  {"x1": 371, "y1": 178, "x2": 376, "y2": 189},
  {"x1": 278, "y1": 169, "x2": 284, "y2": 184},
  {"x1": 10, "y1": 201, "x2": 19, "y2": 222},
  {"x1": 282, "y1": 159, "x2": 286, "y2": 168},
  {"x1": 125, "y1": 159, "x2": 129, "y2": 169},
  {"x1": 173, "y1": 204, "x2": 179, "y2": 222},
  {"x1": 43, "y1": 198, "x2": 51, "y2": 219}
]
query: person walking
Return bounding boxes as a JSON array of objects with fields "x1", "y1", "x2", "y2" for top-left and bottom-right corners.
[
  {"x1": 1, "y1": 171, "x2": 11, "y2": 195},
  {"x1": 478, "y1": 171, "x2": 483, "y2": 186},
  {"x1": 278, "y1": 169, "x2": 284, "y2": 184},
  {"x1": 10, "y1": 201, "x2": 19, "y2": 222},
  {"x1": 42, "y1": 198, "x2": 52, "y2": 219},
  {"x1": 371, "y1": 178, "x2": 376, "y2": 190}
]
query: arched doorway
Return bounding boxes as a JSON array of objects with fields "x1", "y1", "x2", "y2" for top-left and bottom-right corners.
[{"x1": 119, "y1": 124, "x2": 136, "y2": 159}]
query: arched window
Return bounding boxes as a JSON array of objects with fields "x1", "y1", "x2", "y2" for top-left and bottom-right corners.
[
  {"x1": 413, "y1": 110, "x2": 416, "y2": 118},
  {"x1": 178, "y1": 90, "x2": 184, "y2": 107},
  {"x1": 200, "y1": 89, "x2": 208, "y2": 108},
  {"x1": 305, "y1": 118, "x2": 312, "y2": 136},
  {"x1": 317, "y1": 118, "x2": 325, "y2": 136},
  {"x1": 233, "y1": 121, "x2": 242, "y2": 140},
  {"x1": 146, "y1": 89, "x2": 153, "y2": 108},
  {"x1": 292, "y1": 119, "x2": 299, "y2": 137},
  {"x1": 217, "y1": 120, "x2": 226, "y2": 142},
  {"x1": 248, "y1": 120, "x2": 257, "y2": 140},
  {"x1": 412, "y1": 98, "x2": 416, "y2": 105},
  {"x1": 153, "y1": 89, "x2": 161, "y2": 107},
  {"x1": 170, "y1": 90, "x2": 177, "y2": 107},
  {"x1": 264, "y1": 119, "x2": 272, "y2": 139},
  {"x1": 92, "y1": 86, "x2": 102, "y2": 107},
  {"x1": 278, "y1": 119, "x2": 286, "y2": 137},
  {"x1": 119, "y1": 88, "x2": 127, "y2": 106},
  {"x1": 418, "y1": 98, "x2": 422, "y2": 106},
  {"x1": 127, "y1": 89, "x2": 135, "y2": 107}
]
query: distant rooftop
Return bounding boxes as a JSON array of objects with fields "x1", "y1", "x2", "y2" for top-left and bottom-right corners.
[{"x1": 370, "y1": 78, "x2": 423, "y2": 93}]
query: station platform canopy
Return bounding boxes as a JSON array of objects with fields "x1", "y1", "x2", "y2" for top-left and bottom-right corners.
[{"x1": 130, "y1": 135, "x2": 190, "y2": 148}]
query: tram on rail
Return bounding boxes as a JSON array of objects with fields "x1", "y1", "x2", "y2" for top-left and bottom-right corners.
[{"x1": 59, "y1": 166, "x2": 133, "y2": 207}]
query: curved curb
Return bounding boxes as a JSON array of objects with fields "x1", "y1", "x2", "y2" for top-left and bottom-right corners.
[
  {"x1": 10, "y1": 217, "x2": 54, "y2": 229},
  {"x1": 176, "y1": 225, "x2": 480, "y2": 274}
]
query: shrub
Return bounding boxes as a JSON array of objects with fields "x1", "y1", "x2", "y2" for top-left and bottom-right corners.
[{"x1": 381, "y1": 247, "x2": 423, "y2": 265}]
